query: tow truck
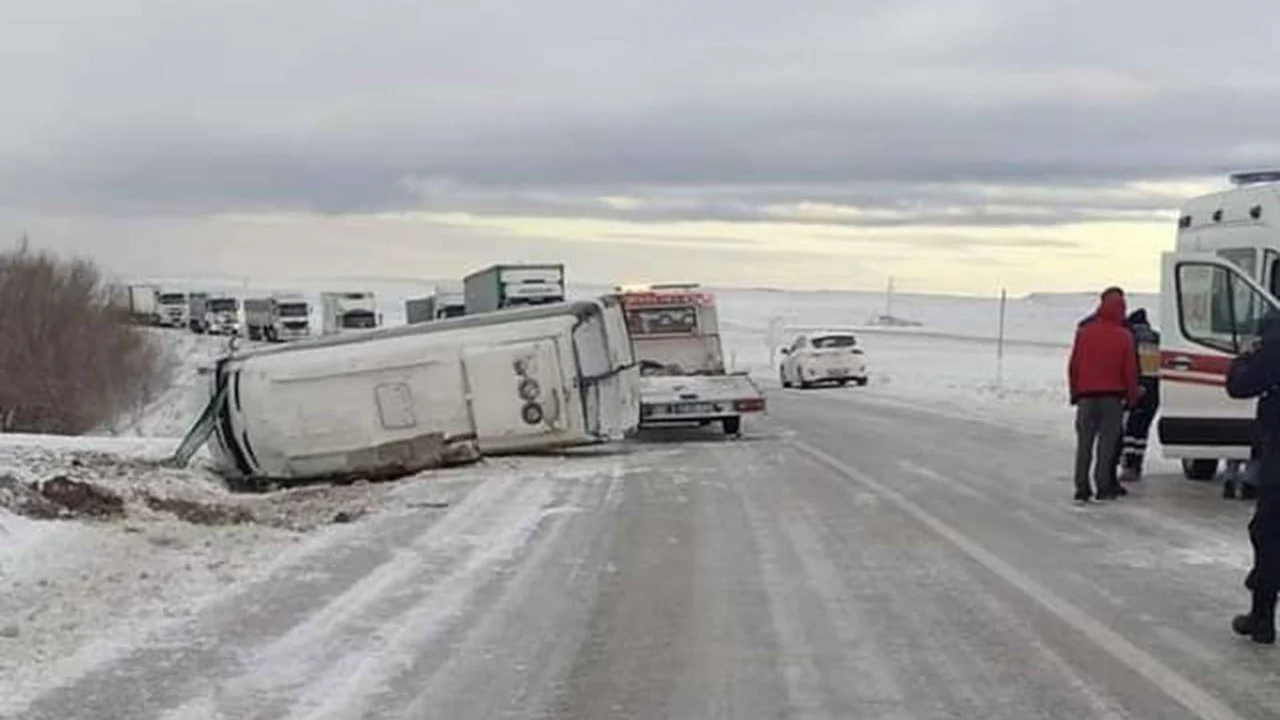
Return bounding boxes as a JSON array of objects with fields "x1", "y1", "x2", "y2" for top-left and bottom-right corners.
[{"x1": 616, "y1": 283, "x2": 766, "y2": 436}]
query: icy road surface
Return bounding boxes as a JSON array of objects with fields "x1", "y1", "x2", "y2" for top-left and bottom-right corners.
[{"x1": 7, "y1": 389, "x2": 1279, "y2": 720}]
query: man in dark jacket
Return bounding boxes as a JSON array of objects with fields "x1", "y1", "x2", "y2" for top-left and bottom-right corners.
[
  {"x1": 1118, "y1": 308, "x2": 1161, "y2": 482},
  {"x1": 1069, "y1": 290, "x2": 1141, "y2": 503},
  {"x1": 1225, "y1": 314, "x2": 1280, "y2": 644}
]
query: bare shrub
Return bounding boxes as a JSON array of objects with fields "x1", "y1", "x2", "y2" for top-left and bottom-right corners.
[{"x1": 0, "y1": 241, "x2": 174, "y2": 434}]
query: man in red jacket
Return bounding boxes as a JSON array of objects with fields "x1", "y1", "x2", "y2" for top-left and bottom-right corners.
[{"x1": 1068, "y1": 288, "x2": 1141, "y2": 503}]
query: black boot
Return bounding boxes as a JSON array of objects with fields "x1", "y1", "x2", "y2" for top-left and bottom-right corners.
[
  {"x1": 1225, "y1": 481, "x2": 1238, "y2": 500},
  {"x1": 1232, "y1": 589, "x2": 1277, "y2": 644},
  {"x1": 1243, "y1": 484, "x2": 1259, "y2": 500}
]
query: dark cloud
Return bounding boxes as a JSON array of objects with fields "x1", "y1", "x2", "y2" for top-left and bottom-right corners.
[{"x1": 3, "y1": 0, "x2": 1278, "y2": 227}]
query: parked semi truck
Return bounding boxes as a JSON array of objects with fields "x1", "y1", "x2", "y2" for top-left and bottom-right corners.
[
  {"x1": 616, "y1": 283, "x2": 766, "y2": 436},
  {"x1": 320, "y1": 292, "x2": 380, "y2": 335},
  {"x1": 405, "y1": 289, "x2": 466, "y2": 324},
  {"x1": 244, "y1": 294, "x2": 312, "y2": 342},
  {"x1": 168, "y1": 297, "x2": 640, "y2": 489},
  {"x1": 463, "y1": 264, "x2": 566, "y2": 315},
  {"x1": 188, "y1": 294, "x2": 241, "y2": 335},
  {"x1": 157, "y1": 289, "x2": 190, "y2": 328},
  {"x1": 108, "y1": 283, "x2": 161, "y2": 325}
]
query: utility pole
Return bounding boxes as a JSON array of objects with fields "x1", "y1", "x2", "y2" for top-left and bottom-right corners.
[{"x1": 996, "y1": 287, "x2": 1008, "y2": 388}]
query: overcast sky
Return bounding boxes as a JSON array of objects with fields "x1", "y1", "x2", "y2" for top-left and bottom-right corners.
[{"x1": 4, "y1": 0, "x2": 1278, "y2": 295}]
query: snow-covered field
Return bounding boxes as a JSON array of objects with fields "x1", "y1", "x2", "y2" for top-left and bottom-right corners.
[{"x1": 1, "y1": 282, "x2": 1170, "y2": 712}]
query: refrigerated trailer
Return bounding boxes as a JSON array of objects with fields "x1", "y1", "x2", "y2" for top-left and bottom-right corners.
[
  {"x1": 168, "y1": 297, "x2": 640, "y2": 488},
  {"x1": 108, "y1": 283, "x2": 161, "y2": 325}
]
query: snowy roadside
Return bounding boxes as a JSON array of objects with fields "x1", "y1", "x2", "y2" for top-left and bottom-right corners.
[
  {"x1": 0, "y1": 449, "x2": 621, "y2": 716},
  {"x1": 723, "y1": 325, "x2": 1186, "y2": 478},
  {"x1": 100, "y1": 328, "x2": 255, "y2": 439}
]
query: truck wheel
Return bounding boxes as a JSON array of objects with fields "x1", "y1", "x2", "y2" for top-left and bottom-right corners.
[
  {"x1": 248, "y1": 326, "x2": 260, "y2": 341},
  {"x1": 780, "y1": 371, "x2": 791, "y2": 388},
  {"x1": 1182, "y1": 458, "x2": 1219, "y2": 481},
  {"x1": 722, "y1": 416, "x2": 742, "y2": 436},
  {"x1": 854, "y1": 378, "x2": 868, "y2": 387},
  {"x1": 266, "y1": 328, "x2": 278, "y2": 343}
]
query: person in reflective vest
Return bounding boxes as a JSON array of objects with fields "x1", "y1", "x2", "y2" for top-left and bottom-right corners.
[{"x1": 1118, "y1": 308, "x2": 1161, "y2": 482}]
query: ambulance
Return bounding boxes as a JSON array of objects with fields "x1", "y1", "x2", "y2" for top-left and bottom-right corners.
[{"x1": 1160, "y1": 170, "x2": 1280, "y2": 479}]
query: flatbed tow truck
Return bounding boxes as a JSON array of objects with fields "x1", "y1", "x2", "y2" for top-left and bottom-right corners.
[{"x1": 616, "y1": 283, "x2": 766, "y2": 436}]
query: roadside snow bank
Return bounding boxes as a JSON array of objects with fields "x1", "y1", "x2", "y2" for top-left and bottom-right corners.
[{"x1": 100, "y1": 328, "x2": 266, "y2": 439}]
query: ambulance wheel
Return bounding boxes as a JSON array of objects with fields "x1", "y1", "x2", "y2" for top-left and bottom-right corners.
[
  {"x1": 1182, "y1": 458, "x2": 1219, "y2": 481},
  {"x1": 722, "y1": 417, "x2": 742, "y2": 436}
]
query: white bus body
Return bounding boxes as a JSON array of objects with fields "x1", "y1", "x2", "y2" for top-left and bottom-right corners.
[
  {"x1": 1160, "y1": 170, "x2": 1280, "y2": 478},
  {"x1": 183, "y1": 298, "x2": 639, "y2": 487}
]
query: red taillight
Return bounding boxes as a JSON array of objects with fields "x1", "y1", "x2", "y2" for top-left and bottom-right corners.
[{"x1": 734, "y1": 398, "x2": 766, "y2": 413}]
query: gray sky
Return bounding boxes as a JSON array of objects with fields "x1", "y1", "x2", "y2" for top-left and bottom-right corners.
[{"x1": 4, "y1": 0, "x2": 1279, "y2": 294}]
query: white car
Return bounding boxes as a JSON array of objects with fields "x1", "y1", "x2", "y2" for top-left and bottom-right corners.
[{"x1": 779, "y1": 331, "x2": 868, "y2": 388}]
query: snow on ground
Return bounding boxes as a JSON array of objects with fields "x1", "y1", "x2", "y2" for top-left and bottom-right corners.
[
  {"x1": 0, "y1": 452, "x2": 620, "y2": 716},
  {"x1": 101, "y1": 328, "x2": 259, "y2": 439}
]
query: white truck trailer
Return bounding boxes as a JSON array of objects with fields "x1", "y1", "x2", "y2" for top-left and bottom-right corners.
[
  {"x1": 243, "y1": 295, "x2": 312, "y2": 342},
  {"x1": 616, "y1": 283, "x2": 766, "y2": 436},
  {"x1": 320, "y1": 292, "x2": 379, "y2": 335},
  {"x1": 108, "y1": 283, "x2": 161, "y2": 325},
  {"x1": 168, "y1": 297, "x2": 640, "y2": 489},
  {"x1": 405, "y1": 290, "x2": 466, "y2": 324},
  {"x1": 464, "y1": 264, "x2": 566, "y2": 315}
]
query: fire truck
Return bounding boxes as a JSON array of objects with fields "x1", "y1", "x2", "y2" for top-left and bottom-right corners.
[{"x1": 616, "y1": 283, "x2": 766, "y2": 436}]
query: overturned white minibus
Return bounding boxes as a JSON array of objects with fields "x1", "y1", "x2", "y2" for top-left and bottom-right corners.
[{"x1": 170, "y1": 298, "x2": 640, "y2": 488}]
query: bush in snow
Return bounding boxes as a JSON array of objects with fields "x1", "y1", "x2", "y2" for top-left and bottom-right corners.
[{"x1": 0, "y1": 241, "x2": 174, "y2": 434}]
